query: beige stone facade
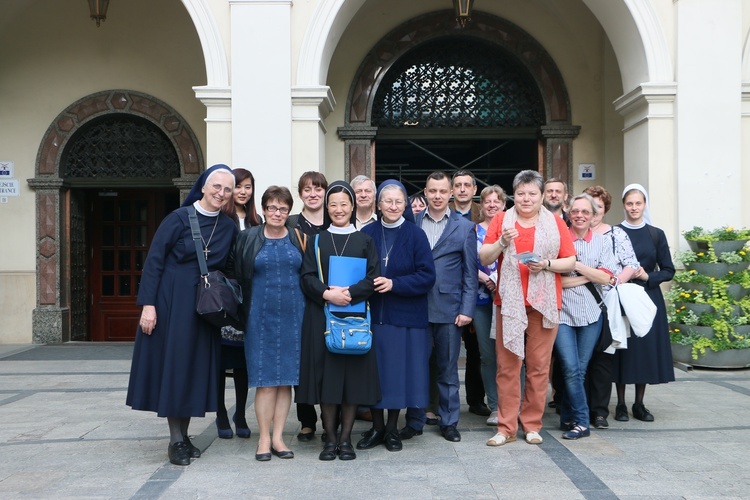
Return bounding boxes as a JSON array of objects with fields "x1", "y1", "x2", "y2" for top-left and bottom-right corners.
[{"x1": 1, "y1": 0, "x2": 749, "y2": 343}]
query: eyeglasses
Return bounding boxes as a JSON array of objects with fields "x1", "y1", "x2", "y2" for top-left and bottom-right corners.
[
  {"x1": 210, "y1": 183, "x2": 233, "y2": 195},
  {"x1": 265, "y1": 205, "x2": 290, "y2": 214},
  {"x1": 380, "y1": 199, "x2": 405, "y2": 207},
  {"x1": 569, "y1": 209, "x2": 592, "y2": 216}
]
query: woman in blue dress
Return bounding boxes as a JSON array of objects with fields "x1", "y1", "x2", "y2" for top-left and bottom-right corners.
[
  {"x1": 215, "y1": 167, "x2": 261, "y2": 440},
  {"x1": 359, "y1": 180, "x2": 436, "y2": 451},
  {"x1": 231, "y1": 186, "x2": 306, "y2": 461},
  {"x1": 613, "y1": 184, "x2": 675, "y2": 422},
  {"x1": 126, "y1": 164, "x2": 238, "y2": 466}
]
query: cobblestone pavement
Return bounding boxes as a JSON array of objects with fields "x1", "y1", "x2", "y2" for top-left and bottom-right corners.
[{"x1": 1, "y1": 343, "x2": 749, "y2": 499}]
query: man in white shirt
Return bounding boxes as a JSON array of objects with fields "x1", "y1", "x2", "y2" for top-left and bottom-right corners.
[{"x1": 352, "y1": 175, "x2": 377, "y2": 229}]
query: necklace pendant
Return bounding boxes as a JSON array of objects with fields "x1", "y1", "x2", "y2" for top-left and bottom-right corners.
[
  {"x1": 383, "y1": 255, "x2": 389, "y2": 267},
  {"x1": 203, "y1": 247, "x2": 210, "y2": 260}
]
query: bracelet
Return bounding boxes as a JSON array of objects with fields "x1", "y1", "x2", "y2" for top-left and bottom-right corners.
[
  {"x1": 499, "y1": 239, "x2": 508, "y2": 249},
  {"x1": 547, "y1": 259, "x2": 552, "y2": 270}
]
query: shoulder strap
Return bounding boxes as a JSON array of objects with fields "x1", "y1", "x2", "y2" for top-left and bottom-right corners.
[
  {"x1": 583, "y1": 281, "x2": 605, "y2": 310},
  {"x1": 294, "y1": 227, "x2": 308, "y2": 253},
  {"x1": 187, "y1": 206, "x2": 209, "y2": 277},
  {"x1": 314, "y1": 234, "x2": 324, "y2": 284}
]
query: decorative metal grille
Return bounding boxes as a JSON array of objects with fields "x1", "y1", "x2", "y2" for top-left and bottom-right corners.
[
  {"x1": 372, "y1": 37, "x2": 545, "y2": 128},
  {"x1": 62, "y1": 115, "x2": 180, "y2": 178},
  {"x1": 70, "y1": 190, "x2": 87, "y2": 341}
]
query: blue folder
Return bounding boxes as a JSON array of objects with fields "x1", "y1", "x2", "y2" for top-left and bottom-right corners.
[{"x1": 328, "y1": 256, "x2": 367, "y2": 313}]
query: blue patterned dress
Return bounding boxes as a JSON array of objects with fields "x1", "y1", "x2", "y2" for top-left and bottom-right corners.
[{"x1": 246, "y1": 236, "x2": 304, "y2": 387}]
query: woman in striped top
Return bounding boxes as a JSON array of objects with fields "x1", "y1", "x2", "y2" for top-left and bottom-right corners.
[{"x1": 556, "y1": 194, "x2": 618, "y2": 440}]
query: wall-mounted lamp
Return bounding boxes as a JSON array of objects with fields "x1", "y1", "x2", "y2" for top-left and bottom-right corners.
[
  {"x1": 453, "y1": 0, "x2": 474, "y2": 28},
  {"x1": 89, "y1": 0, "x2": 110, "y2": 27}
]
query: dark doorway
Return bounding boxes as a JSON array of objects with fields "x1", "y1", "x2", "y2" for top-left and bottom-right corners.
[
  {"x1": 375, "y1": 136, "x2": 538, "y2": 198},
  {"x1": 87, "y1": 189, "x2": 179, "y2": 341}
]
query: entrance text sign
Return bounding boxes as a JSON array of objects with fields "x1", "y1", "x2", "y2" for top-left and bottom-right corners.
[{"x1": 0, "y1": 179, "x2": 20, "y2": 196}]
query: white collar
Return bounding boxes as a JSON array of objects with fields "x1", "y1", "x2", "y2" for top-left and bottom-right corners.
[
  {"x1": 621, "y1": 220, "x2": 646, "y2": 230},
  {"x1": 328, "y1": 224, "x2": 356, "y2": 235},
  {"x1": 193, "y1": 201, "x2": 220, "y2": 217},
  {"x1": 382, "y1": 217, "x2": 405, "y2": 228}
]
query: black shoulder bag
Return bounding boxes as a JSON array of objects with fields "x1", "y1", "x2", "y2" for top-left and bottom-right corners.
[
  {"x1": 188, "y1": 207, "x2": 243, "y2": 330},
  {"x1": 584, "y1": 281, "x2": 613, "y2": 353}
]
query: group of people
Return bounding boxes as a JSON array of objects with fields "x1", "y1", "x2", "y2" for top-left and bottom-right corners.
[{"x1": 125, "y1": 164, "x2": 675, "y2": 466}]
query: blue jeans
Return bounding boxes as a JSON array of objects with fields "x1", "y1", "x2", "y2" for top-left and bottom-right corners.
[
  {"x1": 406, "y1": 322, "x2": 462, "y2": 429},
  {"x1": 473, "y1": 303, "x2": 497, "y2": 411},
  {"x1": 554, "y1": 316, "x2": 603, "y2": 428}
]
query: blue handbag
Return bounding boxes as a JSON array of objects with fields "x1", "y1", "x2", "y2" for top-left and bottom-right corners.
[
  {"x1": 315, "y1": 234, "x2": 372, "y2": 355},
  {"x1": 323, "y1": 304, "x2": 372, "y2": 355}
]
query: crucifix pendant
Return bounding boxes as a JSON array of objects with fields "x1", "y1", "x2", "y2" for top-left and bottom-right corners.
[
  {"x1": 203, "y1": 247, "x2": 211, "y2": 261},
  {"x1": 383, "y1": 255, "x2": 389, "y2": 267}
]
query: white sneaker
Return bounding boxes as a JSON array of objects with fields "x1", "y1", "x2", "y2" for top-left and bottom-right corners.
[
  {"x1": 525, "y1": 431, "x2": 543, "y2": 444},
  {"x1": 486, "y1": 411, "x2": 498, "y2": 426}
]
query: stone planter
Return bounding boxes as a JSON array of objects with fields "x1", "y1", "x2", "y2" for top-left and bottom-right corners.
[
  {"x1": 671, "y1": 343, "x2": 693, "y2": 364},
  {"x1": 726, "y1": 284, "x2": 750, "y2": 301},
  {"x1": 726, "y1": 262, "x2": 749, "y2": 274},
  {"x1": 676, "y1": 324, "x2": 715, "y2": 338},
  {"x1": 712, "y1": 240, "x2": 748, "y2": 255},
  {"x1": 733, "y1": 325, "x2": 750, "y2": 337},
  {"x1": 686, "y1": 240, "x2": 710, "y2": 253},
  {"x1": 686, "y1": 262, "x2": 728, "y2": 278},
  {"x1": 681, "y1": 303, "x2": 714, "y2": 316},
  {"x1": 677, "y1": 346, "x2": 750, "y2": 369}
]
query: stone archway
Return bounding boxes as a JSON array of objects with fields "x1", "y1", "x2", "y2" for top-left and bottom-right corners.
[
  {"x1": 337, "y1": 10, "x2": 579, "y2": 182},
  {"x1": 28, "y1": 90, "x2": 204, "y2": 343}
]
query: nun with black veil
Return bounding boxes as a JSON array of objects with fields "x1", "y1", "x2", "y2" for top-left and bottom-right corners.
[
  {"x1": 126, "y1": 164, "x2": 238, "y2": 466},
  {"x1": 296, "y1": 180, "x2": 381, "y2": 461}
]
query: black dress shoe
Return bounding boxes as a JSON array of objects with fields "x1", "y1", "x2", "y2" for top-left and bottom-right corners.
[
  {"x1": 168, "y1": 442, "x2": 191, "y2": 466},
  {"x1": 297, "y1": 430, "x2": 315, "y2": 442},
  {"x1": 593, "y1": 416, "x2": 609, "y2": 429},
  {"x1": 384, "y1": 430, "x2": 402, "y2": 452},
  {"x1": 440, "y1": 425, "x2": 461, "y2": 442},
  {"x1": 469, "y1": 404, "x2": 492, "y2": 417},
  {"x1": 425, "y1": 416, "x2": 440, "y2": 426},
  {"x1": 356, "y1": 429, "x2": 385, "y2": 449},
  {"x1": 398, "y1": 426, "x2": 423, "y2": 440},
  {"x1": 183, "y1": 436, "x2": 201, "y2": 458},
  {"x1": 271, "y1": 447, "x2": 295, "y2": 459},
  {"x1": 319, "y1": 442, "x2": 337, "y2": 461},
  {"x1": 337, "y1": 442, "x2": 356, "y2": 460},
  {"x1": 615, "y1": 403, "x2": 629, "y2": 421},
  {"x1": 632, "y1": 403, "x2": 654, "y2": 422}
]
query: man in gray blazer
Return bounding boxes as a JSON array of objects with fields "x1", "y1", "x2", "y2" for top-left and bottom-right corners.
[{"x1": 400, "y1": 171, "x2": 478, "y2": 442}]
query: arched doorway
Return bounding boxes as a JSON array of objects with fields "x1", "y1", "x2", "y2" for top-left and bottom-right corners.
[
  {"x1": 28, "y1": 90, "x2": 203, "y2": 343},
  {"x1": 338, "y1": 10, "x2": 579, "y2": 191}
]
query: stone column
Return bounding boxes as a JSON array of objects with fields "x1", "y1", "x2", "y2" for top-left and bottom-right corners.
[
  {"x1": 539, "y1": 125, "x2": 581, "y2": 185},
  {"x1": 229, "y1": 0, "x2": 292, "y2": 190},
  {"x1": 614, "y1": 84, "x2": 677, "y2": 242},
  {"x1": 292, "y1": 85, "x2": 335, "y2": 183},
  {"x1": 675, "y1": 0, "x2": 742, "y2": 231},
  {"x1": 27, "y1": 177, "x2": 69, "y2": 343},
  {"x1": 337, "y1": 126, "x2": 378, "y2": 180},
  {"x1": 193, "y1": 86, "x2": 232, "y2": 168}
]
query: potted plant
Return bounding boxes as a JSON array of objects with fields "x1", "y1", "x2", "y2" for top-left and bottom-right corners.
[{"x1": 669, "y1": 227, "x2": 750, "y2": 367}]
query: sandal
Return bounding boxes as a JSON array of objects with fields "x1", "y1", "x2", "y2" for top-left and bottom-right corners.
[{"x1": 486, "y1": 432, "x2": 517, "y2": 447}]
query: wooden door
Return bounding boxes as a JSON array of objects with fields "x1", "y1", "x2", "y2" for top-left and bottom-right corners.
[{"x1": 89, "y1": 189, "x2": 178, "y2": 341}]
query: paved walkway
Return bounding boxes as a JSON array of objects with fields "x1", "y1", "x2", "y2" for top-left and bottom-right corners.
[{"x1": 1, "y1": 342, "x2": 749, "y2": 499}]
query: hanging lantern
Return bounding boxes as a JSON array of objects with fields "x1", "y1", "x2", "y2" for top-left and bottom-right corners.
[
  {"x1": 453, "y1": 0, "x2": 474, "y2": 28},
  {"x1": 88, "y1": 0, "x2": 110, "y2": 28}
]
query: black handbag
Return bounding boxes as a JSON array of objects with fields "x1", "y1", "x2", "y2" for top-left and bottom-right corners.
[
  {"x1": 188, "y1": 207, "x2": 243, "y2": 330},
  {"x1": 584, "y1": 282, "x2": 613, "y2": 353}
]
